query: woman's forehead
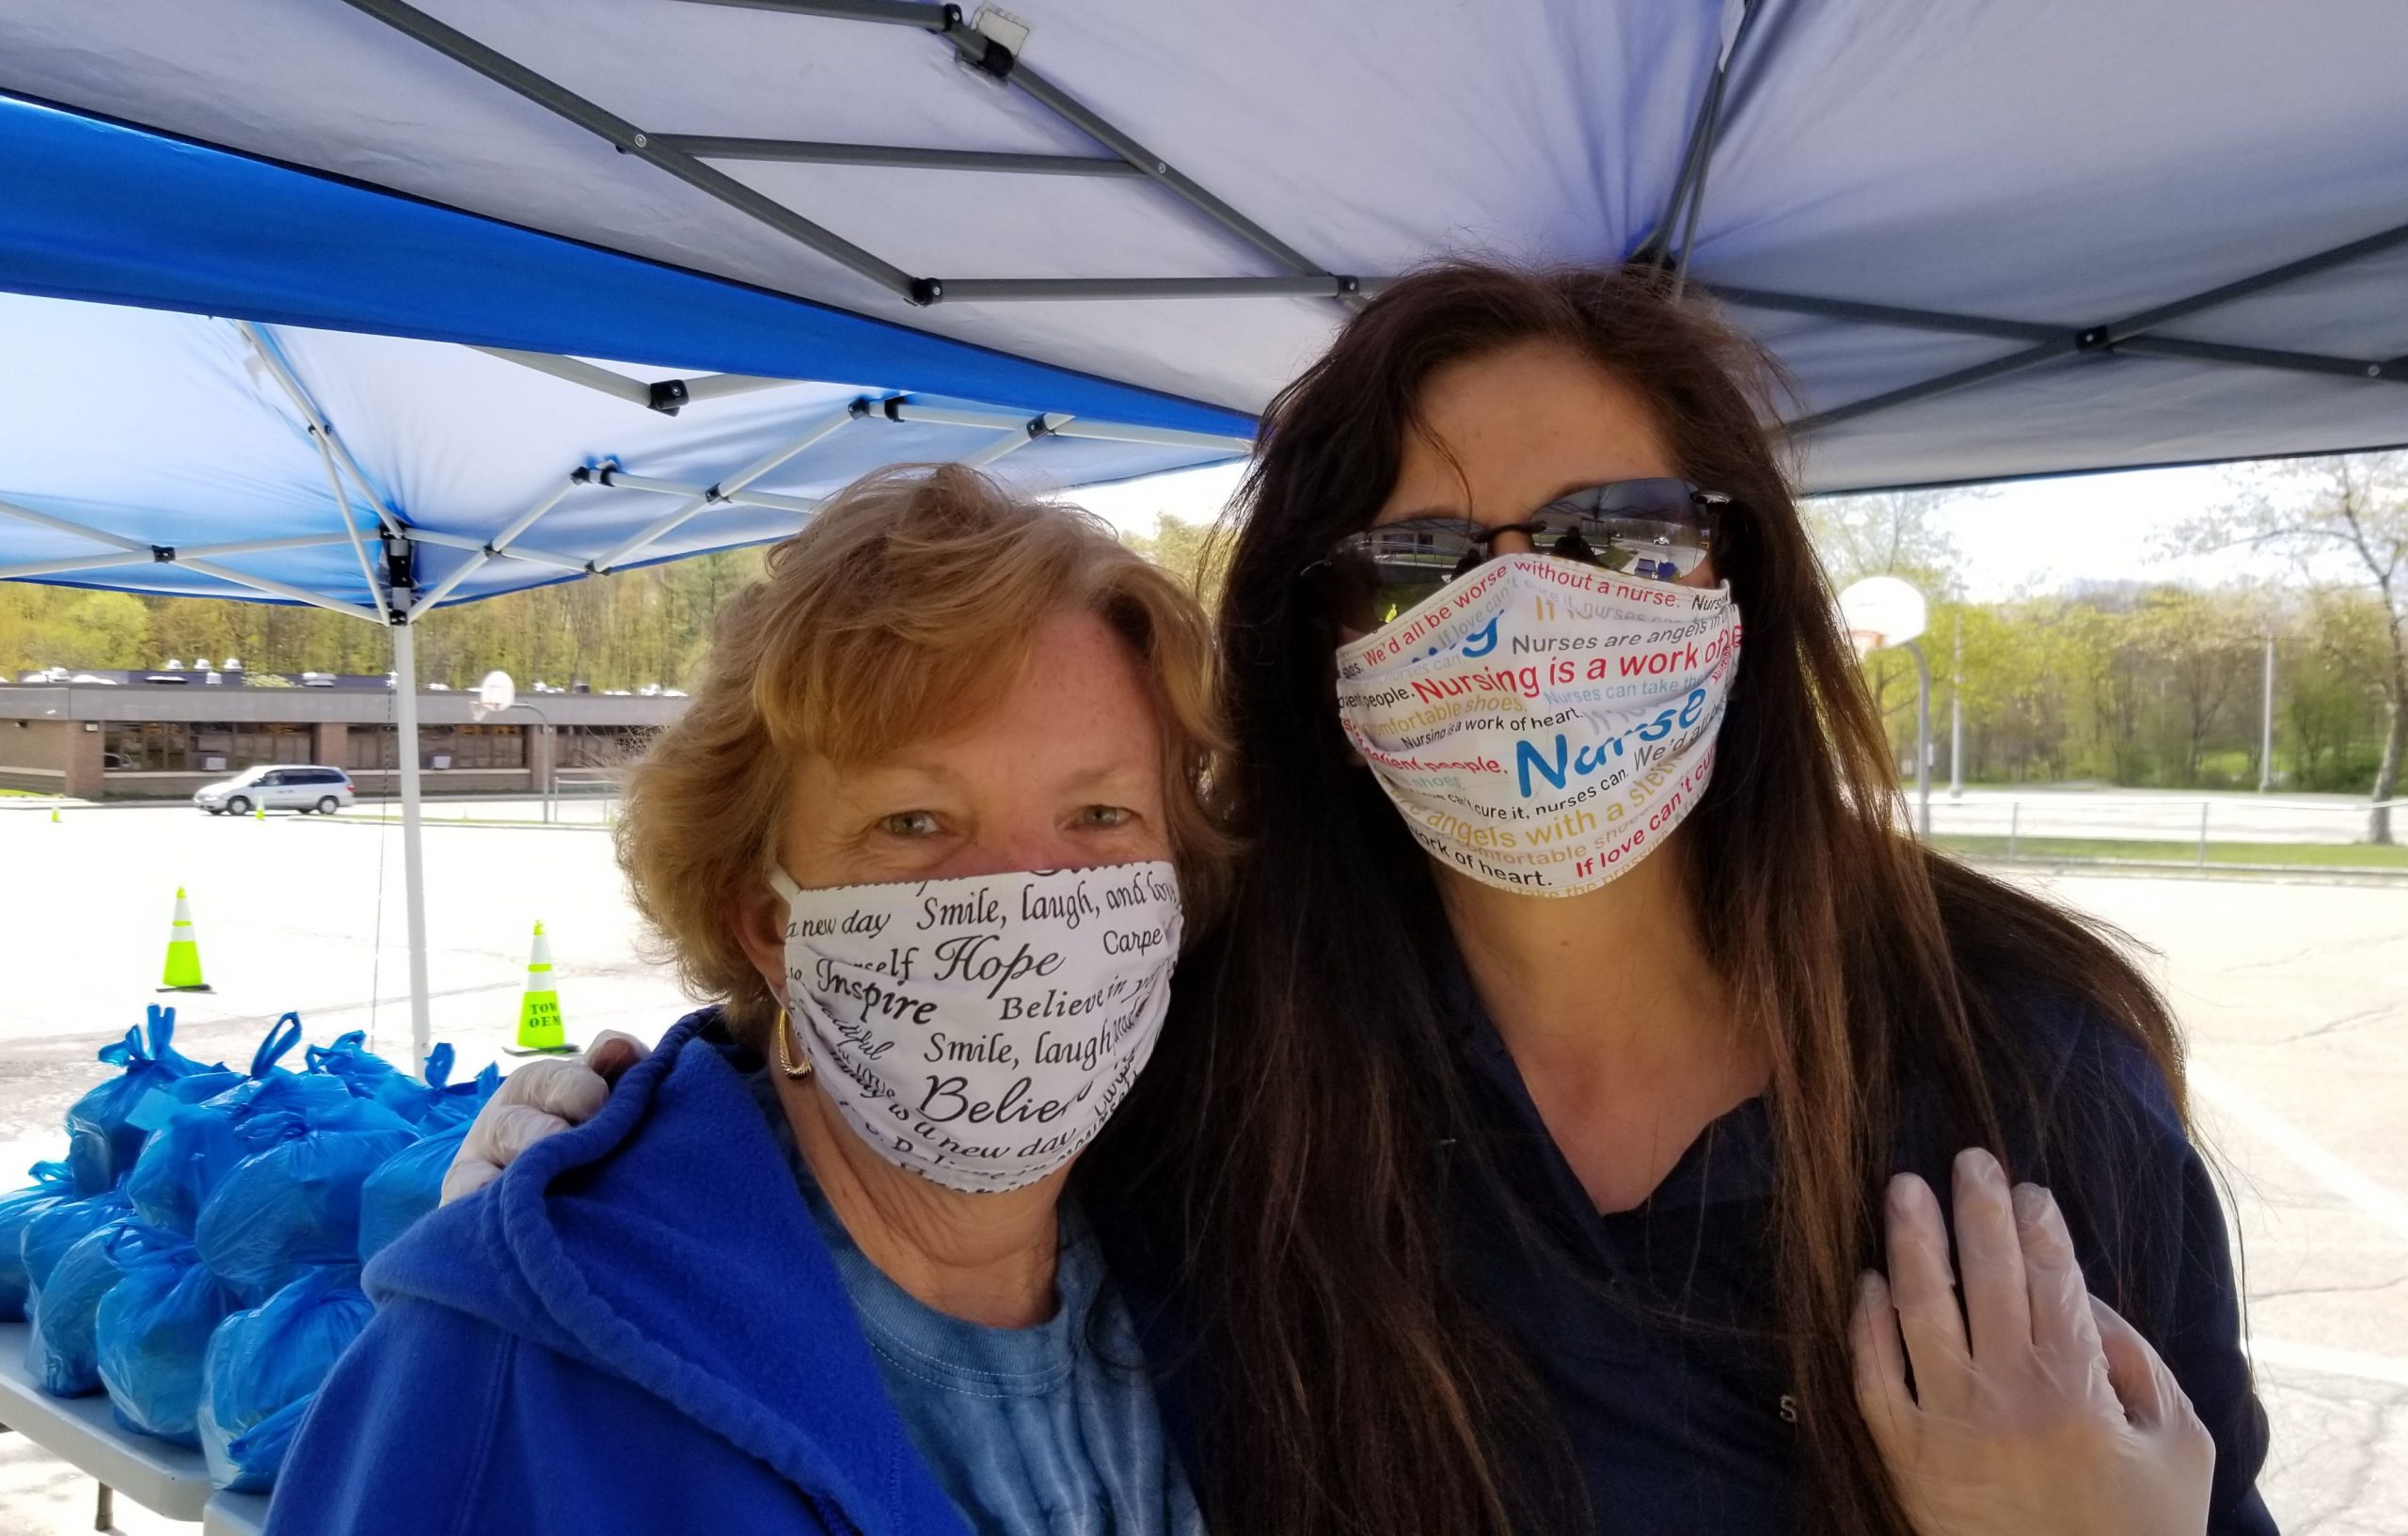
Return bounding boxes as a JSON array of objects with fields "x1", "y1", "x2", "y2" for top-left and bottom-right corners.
[
  {"x1": 802, "y1": 612, "x2": 1162, "y2": 789},
  {"x1": 1377, "y1": 342, "x2": 1675, "y2": 525}
]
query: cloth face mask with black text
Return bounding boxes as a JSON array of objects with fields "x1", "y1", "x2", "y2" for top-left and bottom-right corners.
[{"x1": 770, "y1": 862, "x2": 1182, "y2": 1193}]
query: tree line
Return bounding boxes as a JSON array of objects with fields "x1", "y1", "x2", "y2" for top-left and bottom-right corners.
[
  {"x1": 0, "y1": 548, "x2": 764, "y2": 693},
  {"x1": 8, "y1": 454, "x2": 2405, "y2": 837},
  {"x1": 1809, "y1": 452, "x2": 2408, "y2": 842}
]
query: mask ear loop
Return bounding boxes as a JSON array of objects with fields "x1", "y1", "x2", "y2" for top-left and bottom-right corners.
[{"x1": 774, "y1": 1008, "x2": 816, "y2": 1081}]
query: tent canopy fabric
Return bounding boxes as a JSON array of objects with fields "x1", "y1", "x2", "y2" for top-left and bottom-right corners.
[
  {"x1": 0, "y1": 95, "x2": 1256, "y2": 616},
  {"x1": 0, "y1": 287, "x2": 1246, "y2": 615},
  {"x1": 1, "y1": 0, "x2": 2402, "y2": 503}
]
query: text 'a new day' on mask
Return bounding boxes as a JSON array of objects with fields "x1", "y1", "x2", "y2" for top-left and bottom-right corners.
[
  {"x1": 771, "y1": 862, "x2": 1182, "y2": 1193},
  {"x1": 1335, "y1": 553, "x2": 1741, "y2": 896}
]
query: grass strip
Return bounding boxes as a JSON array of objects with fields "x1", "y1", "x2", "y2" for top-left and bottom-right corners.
[{"x1": 1936, "y1": 834, "x2": 2408, "y2": 869}]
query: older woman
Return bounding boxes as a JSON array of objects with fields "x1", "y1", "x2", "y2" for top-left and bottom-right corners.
[{"x1": 266, "y1": 465, "x2": 1227, "y2": 1536}]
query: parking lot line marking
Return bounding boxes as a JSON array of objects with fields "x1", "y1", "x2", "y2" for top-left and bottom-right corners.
[
  {"x1": 2250, "y1": 1338, "x2": 2408, "y2": 1389},
  {"x1": 2191, "y1": 1064, "x2": 2408, "y2": 1246}
]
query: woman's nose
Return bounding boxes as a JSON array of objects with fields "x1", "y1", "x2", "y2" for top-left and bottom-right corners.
[{"x1": 932, "y1": 824, "x2": 1088, "y2": 881}]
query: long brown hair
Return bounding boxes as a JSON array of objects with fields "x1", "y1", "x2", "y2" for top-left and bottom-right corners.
[{"x1": 1090, "y1": 262, "x2": 2188, "y2": 1536}]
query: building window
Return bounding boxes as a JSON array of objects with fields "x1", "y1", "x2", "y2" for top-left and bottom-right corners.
[
  {"x1": 348, "y1": 727, "x2": 399, "y2": 772},
  {"x1": 103, "y1": 722, "x2": 187, "y2": 772},
  {"x1": 559, "y1": 726, "x2": 651, "y2": 768},
  {"x1": 100, "y1": 721, "x2": 309, "y2": 772},
  {"x1": 435, "y1": 724, "x2": 524, "y2": 769}
]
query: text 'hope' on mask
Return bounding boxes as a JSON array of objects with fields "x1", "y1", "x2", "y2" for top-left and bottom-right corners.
[
  {"x1": 1335, "y1": 553, "x2": 1741, "y2": 896},
  {"x1": 770, "y1": 862, "x2": 1183, "y2": 1194}
]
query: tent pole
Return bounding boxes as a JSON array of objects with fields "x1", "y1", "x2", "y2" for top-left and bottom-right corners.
[
  {"x1": 390, "y1": 616, "x2": 435, "y2": 1074},
  {"x1": 592, "y1": 401, "x2": 863, "y2": 571}
]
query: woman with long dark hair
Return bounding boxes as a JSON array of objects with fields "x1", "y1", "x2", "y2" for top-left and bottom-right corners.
[{"x1": 1090, "y1": 262, "x2": 2268, "y2": 1535}]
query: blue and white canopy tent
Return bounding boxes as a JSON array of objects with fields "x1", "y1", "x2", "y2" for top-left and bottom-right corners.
[
  {"x1": 0, "y1": 84, "x2": 1255, "y2": 1069},
  {"x1": 2, "y1": 0, "x2": 2405, "y2": 1062}
]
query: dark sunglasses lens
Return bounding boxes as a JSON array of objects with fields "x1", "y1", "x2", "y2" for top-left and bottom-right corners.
[
  {"x1": 1557, "y1": 480, "x2": 1718, "y2": 583},
  {"x1": 1323, "y1": 525, "x2": 1484, "y2": 632}
]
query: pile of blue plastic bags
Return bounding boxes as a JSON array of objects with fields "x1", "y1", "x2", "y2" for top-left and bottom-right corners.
[{"x1": 2, "y1": 1006, "x2": 496, "y2": 1494}]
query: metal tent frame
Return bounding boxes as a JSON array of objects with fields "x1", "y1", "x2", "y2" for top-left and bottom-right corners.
[{"x1": 339, "y1": 0, "x2": 2408, "y2": 465}]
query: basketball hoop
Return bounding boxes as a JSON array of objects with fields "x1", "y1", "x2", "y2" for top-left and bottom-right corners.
[
  {"x1": 1836, "y1": 578, "x2": 1927, "y2": 656},
  {"x1": 473, "y1": 669, "x2": 515, "y2": 722}
]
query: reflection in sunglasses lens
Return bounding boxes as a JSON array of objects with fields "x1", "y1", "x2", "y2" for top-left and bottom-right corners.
[{"x1": 1322, "y1": 485, "x2": 1720, "y2": 635}]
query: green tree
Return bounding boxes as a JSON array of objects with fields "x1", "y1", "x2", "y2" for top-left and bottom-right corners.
[
  {"x1": 2130, "y1": 587, "x2": 2260, "y2": 784},
  {"x1": 1122, "y1": 513, "x2": 1231, "y2": 610},
  {"x1": 1802, "y1": 487, "x2": 1979, "y2": 595},
  {"x1": 2185, "y1": 453, "x2": 2408, "y2": 840}
]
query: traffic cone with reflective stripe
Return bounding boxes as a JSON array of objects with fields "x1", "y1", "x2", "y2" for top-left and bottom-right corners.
[
  {"x1": 158, "y1": 888, "x2": 212, "y2": 992},
  {"x1": 505, "y1": 921, "x2": 574, "y2": 1055}
]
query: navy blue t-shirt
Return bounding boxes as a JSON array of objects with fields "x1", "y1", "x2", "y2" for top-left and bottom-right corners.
[
  {"x1": 1110, "y1": 968, "x2": 2276, "y2": 1534},
  {"x1": 1446, "y1": 980, "x2": 2277, "y2": 1534}
]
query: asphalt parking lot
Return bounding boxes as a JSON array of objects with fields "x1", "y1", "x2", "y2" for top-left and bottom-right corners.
[{"x1": 0, "y1": 800, "x2": 2399, "y2": 1532}]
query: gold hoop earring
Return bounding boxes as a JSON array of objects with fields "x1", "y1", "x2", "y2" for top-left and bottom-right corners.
[{"x1": 774, "y1": 1009, "x2": 814, "y2": 1080}]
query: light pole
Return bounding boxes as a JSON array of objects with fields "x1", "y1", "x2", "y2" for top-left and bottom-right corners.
[
  {"x1": 2258, "y1": 632, "x2": 2275, "y2": 794},
  {"x1": 1949, "y1": 612, "x2": 1964, "y2": 799},
  {"x1": 1907, "y1": 639, "x2": 1933, "y2": 837},
  {"x1": 1836, "y1": 577, "x2": 1933, "y2": 839}
]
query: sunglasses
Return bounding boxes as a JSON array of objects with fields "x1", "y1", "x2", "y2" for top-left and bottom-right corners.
[{"x1": 1310, "y1": 478, "x2": 1730, "y2": 635}]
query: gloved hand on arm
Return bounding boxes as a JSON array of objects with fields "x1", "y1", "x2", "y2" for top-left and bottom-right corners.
[
  {"x1": 440, "y1": 1031, "x2": 650, "y2": 1204},
  {"x1": 1852, "y1": 1146, "x2": 2215, "y2": 1536}
]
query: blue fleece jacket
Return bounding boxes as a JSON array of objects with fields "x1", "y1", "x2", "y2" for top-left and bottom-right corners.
[{"x1": 263, "y1": 1011, "x2": 973, "y2": 1536}]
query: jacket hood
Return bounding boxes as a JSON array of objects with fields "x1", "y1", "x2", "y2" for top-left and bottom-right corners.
[{"x1": 367, "y1": 1009, "x2": 966, "y2": 1536}]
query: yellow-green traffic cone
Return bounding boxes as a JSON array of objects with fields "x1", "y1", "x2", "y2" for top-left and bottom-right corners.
[
  {"x1": 49, "y1": 800, "x2": 59, "y2": 824},
  {"x1": 254, "y1": 801, "x2": 265, "y2": 821},
  {"x1": 506, "y1": 921, "x2": 574, "y2": 1055},
  {"x1": 158, "y1": 888, "x2": 212, "y2": 993}
]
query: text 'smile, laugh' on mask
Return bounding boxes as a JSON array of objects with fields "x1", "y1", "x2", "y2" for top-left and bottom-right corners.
[{"x1": 771, "y1": 862, "x2": 1181, "y2": 1193}]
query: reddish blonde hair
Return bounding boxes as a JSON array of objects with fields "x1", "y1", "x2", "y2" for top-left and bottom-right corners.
[{"x1": 616, "y1": 463, "x2": 1234, "y2": 1044}]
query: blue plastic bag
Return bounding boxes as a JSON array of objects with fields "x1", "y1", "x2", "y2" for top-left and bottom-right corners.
[
  {"x1": 199, "y1": 1266, "x2": 372, "y2": 1492},
  {"x1": 308, "y1": 1034, "x2": 490, "y2": 1126},
  {"x1": 0, "y1": 1162, "x2": 77, "y2": 1320},
  {"x1": 413, "y1": 1053, "x2": 502, "y2": 1132},
  {"x1": 96, "y1": 1237, "x2": 239, "y2": 1446},
  {"x1": 126, "y1": 1015, "x2": 308, "y2": 1238},
  {"x1": 28, "y1": 1218, "x2": 163, "y2": 1397},
  {"x1": 23, "y1": 1188, "x2": 131, "y2": 1297},
  {"x1": 303, "y1": 1031, "x2": 416, "y2": 1113},
  {"x1": 194, "y1": 1094, "x2": 417, "y2": 1300},
  {"x1": 66, "y1": 1006, "x2": 238, "y2": 1196},
  {"x1": 356, "y1": 1118, "x2": 474, "y2": 1263}
]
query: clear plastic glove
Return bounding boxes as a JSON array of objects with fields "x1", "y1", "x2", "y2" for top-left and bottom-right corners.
[
  {"x1": 1852, "y1": 1147, "x2": 2214, "y2": 1536},
  {"x1": 440, "y1": 1031, "x2": 649, "y2": 1205}
]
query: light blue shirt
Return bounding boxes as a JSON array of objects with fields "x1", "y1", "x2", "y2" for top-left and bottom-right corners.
[{"x1": 748, "y1": 1069, "x2": 1207, "y2": 1536}]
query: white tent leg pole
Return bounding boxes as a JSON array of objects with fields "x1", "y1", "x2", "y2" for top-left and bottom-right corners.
[{"x1": 392, "y1": 620, "x2": 434, "y2": 1073}]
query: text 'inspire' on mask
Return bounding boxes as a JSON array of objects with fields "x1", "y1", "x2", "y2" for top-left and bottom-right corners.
[
  {"x1": 770, "y1": 862, "x2": 1182, "y2": 1194},
  {"x1": 1334, "y1": 553, "x2": 1741, "y2": 896}
]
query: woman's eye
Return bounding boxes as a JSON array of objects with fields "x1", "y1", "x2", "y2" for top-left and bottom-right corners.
[
  {"x1": 878, "y1": 811, "x2": 943, "y2": 838},
  {"x1": 1076, "y1": 804, "x2": 1134, "y2": 830}
]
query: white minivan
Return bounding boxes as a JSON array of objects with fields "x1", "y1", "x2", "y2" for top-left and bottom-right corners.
[{"x1": 194, "y1": 764, "x2": 356, "y2": 816}]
